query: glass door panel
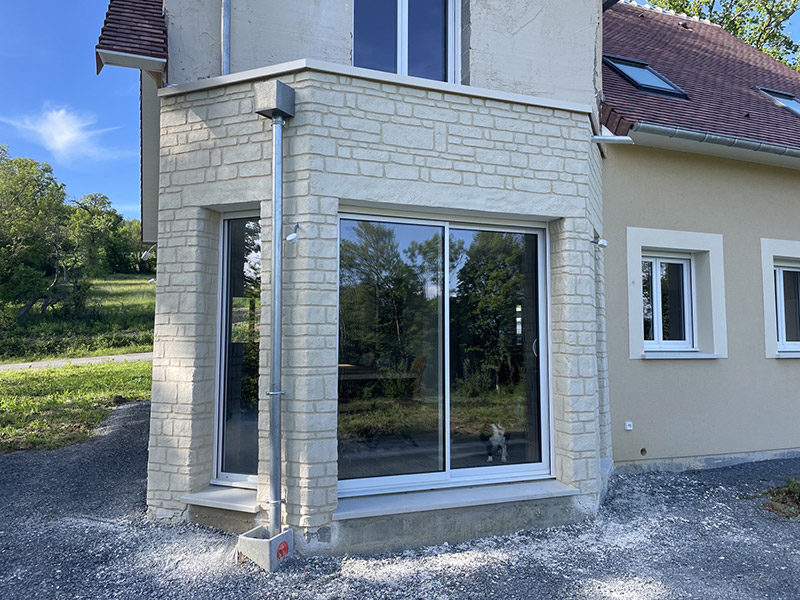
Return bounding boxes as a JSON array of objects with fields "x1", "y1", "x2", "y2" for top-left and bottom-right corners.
[
  {"x1": 338, "y1": 218, "x2": 445, "y2": 480},
  {"x1": 449, "y1": 229, "x2": 541, "y2": 469},
  {"x1": 220, "y1": 217, "x2": 261, "y2": 477}
]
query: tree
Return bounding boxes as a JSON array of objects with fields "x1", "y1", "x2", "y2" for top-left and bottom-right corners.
[
  {"x1": 0, "y1": 146, "x2": 68, "y2": 317},
  {"x1": 648, "y1": 0, "x2": 800, "y2": 67}
]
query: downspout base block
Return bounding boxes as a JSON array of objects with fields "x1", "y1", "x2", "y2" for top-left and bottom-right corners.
[{"x1": 238, "y1": 526, "x2": 294, "y2": 571}]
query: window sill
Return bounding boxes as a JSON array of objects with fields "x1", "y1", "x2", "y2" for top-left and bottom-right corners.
[
  {"x1": 333, "y1": 479, "x2": 578, "y2": 521},
  {"x1": 181, "y1": 486, "x2": 260, "y2": 514},
  {"x1": 775, "y1": 352, "x2": 800, "y2": 359},
  {"x1": 642, "y1": 352, "x2": 722, "y2": 360}
]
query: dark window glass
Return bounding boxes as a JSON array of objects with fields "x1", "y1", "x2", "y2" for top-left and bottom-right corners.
[
  {"x1": 661, "y1": 262, "x2": 686, "y2": 341},
  {"x1": 449, "y1": 230, "x2": 541, "y2": 468},
  {"x1": 642, "y1": 260, "x2": 654, "y2": 341},
  {"x1": 783, "y1": 270, "x2": 800, "y2": 342},
  {"x1": 354, "y1": 0, "x2": 397, "y2": 74},
  {"x1": 221, "y1": 218, "x2": 261, "y2": 475},
  {"x1": 408, "y1": 0, "x2": 447, "y2": 81},
  {"x1": 338, "y1": 219, "x2": 445, "y2": 480}
]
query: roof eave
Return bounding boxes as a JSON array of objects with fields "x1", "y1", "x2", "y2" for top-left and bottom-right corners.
[
  {"x1": 629, "y1": 121, "x2": 800, "y2": 170},
  {"x1": 96, "y1": 48, "x2": 166, "y2": 75}
]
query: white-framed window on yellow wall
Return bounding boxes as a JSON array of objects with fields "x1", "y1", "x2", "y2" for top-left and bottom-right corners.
[
  {"x1": 761, "y1": 239, "x2": 800, "y2": 358},
  {"x1": 627, "y1": 227, "x2": 727, "y2": 360}
]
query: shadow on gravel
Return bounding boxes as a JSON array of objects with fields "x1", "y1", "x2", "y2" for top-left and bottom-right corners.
[{"x1": 1, "y1": 402, "x2": 800, "y2": 600}]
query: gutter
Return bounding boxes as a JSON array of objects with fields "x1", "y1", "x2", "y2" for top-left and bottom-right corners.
[{"x1": 631, "y1": 121, "x2": 800, "y2": 161}]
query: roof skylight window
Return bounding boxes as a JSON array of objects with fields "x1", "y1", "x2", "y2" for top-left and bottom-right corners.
[
  {"x1": 761, "y1": 88, "x2": 800, "y2": 117},
  {"x1": 604, "y1": 55, "x2": 687, "y2": 98}
]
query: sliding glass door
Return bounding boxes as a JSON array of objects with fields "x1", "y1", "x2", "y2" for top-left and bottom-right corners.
[
  {"x1": 338, "y1": 216, "x2": 548, "y2": 495},
  {"x1": 216, "y1": 217, "x2": 261, "y2": 484}
]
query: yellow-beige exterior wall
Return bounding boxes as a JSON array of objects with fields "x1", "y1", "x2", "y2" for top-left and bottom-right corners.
[{"x1": 604, "y1": 144, "x2": 800, "y2": 466}]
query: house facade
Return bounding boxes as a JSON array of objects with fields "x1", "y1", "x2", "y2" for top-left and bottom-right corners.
[
  {"x1": 98, "y1": 0, "x2": 612, "y2": 554},
  {"x1": 95, "y1": 0, "x2": 800, "y2": 556}
]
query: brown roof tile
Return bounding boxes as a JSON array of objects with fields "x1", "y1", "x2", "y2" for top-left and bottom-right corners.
[
  {"x1": 96, "y1": 0, "x2": 167, "y2": 70},
  {"x1": 603, "y1": 1, "x2": 800, "y2": 151}
]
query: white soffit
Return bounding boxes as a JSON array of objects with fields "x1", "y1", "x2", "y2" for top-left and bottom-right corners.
[{"x1": 97, "y1": 49, "x2": 166, "y2": 73}]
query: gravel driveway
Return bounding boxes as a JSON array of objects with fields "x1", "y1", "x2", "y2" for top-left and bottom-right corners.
[{"x1": 2, "y1": 401, "x2": 800, "y2": 599}]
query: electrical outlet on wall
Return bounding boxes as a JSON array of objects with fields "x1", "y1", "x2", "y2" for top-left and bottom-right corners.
[{"x1": 624, "y1": 421, "x2": 633, "y2": 431}]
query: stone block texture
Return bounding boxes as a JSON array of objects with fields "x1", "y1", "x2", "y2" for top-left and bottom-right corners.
[{"x1": 150, "y1": 67, "x2": 606, "y2": 550}]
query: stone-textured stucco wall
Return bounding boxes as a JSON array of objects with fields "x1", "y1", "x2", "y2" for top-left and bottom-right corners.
[
  {"x1": 163, "y1": 0, "x2": 602, "y2": 108},
  {"x1": 151, "y1": 68, "x2": 605, "y2": 546},
  {"x1": 463, "y1": 0, "x2": 602, "y2": 105},
  {"x1": 605, "y1": 145, "x2": 800, "y2": 466}
]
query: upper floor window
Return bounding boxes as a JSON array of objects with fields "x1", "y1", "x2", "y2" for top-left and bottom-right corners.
[{"x1": 353, "y1": 0, "x2": 458, "y2": 83}]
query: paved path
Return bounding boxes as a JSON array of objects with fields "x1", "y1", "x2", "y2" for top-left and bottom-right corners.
[{"x1": 0, "y1": 351, "x2": 153, "y2": 371}]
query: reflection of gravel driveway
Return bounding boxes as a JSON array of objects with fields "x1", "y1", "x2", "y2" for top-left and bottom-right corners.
[{"x1": 2, "y1": 402, "x2": 799, "y2": 600}]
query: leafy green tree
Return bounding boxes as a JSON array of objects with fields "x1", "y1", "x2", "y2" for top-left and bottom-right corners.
[
  {"x1": 67, "y1": 193, "x2": 123, "y2": 277},
  {"x1": 0, "y1": 146, "x2": 68, "y2": 318},
  {"x1": 649, "y1": 0, "x2": 800, "y2": 67}
]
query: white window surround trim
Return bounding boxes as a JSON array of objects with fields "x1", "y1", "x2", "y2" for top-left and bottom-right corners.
[
  {"x1": 627, "y1": 227, "x2": 727, "y2": 359},
  {"x1": 761, "y1": 238, "x2": 800, "y2": 358}
]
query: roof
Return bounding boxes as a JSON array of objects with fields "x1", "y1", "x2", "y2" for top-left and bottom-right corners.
[
  {"x1": 602, "y1": 1, "x2": 800, "y2": 152},
  {"x1": 96, "y1": 0, "x2": 167, "y2": 73}
]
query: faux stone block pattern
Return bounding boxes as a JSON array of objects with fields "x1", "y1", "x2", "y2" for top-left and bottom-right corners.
[{"x1": 149, "y1": 67, "x2": 606, "y2": 549}]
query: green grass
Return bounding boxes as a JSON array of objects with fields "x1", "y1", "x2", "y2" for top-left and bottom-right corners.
[
  {"x1": 766, "y1": 477, "x2": 800, "y2": 521},
  {"x1": 0, "y1": 274, "x2": 155, "y2": 363},
  {"x1": 0, "y1": 361, "x2": 152, "y2": 453}
]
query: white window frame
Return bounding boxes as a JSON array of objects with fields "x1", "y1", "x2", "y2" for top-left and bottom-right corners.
[
  {"x1": 627, "y1": 227, "x2": 727, "y2": 360},
  {"x1": 761, "y1": 238, "x2": 800, "y2": 358},
  {"x1": 775, "y1": 263, "x2": 800, "y2": 352},
  {"x1": 337, "y1": 213, "x2": 552, "y2": 498},
  {"x1": 212, "y1": 212, "x2": 261, "y2": 490},
  {"x1": 641, "y1": 254, "x2": 696, "y2": 351},
  {"x1": 352, "y1": 0, "x2": 461, "y2": 84}
]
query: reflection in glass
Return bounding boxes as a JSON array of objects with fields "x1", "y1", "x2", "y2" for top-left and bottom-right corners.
[
  {"x1": 642, "y1": 260, "x2": 654, "y2": 341},
  {"x1": 408, "y1": 0, "x2": 447, "y2": 81},
  {"x1": 783, "y1": 270, "x2": 800, "y2": 342},
  {"x1": 354, "y1": 0, "x2": 398, "y2": 74},
  {"x1": 221, "y1": 218, "x2": 261, "y2": 475},
  {"x1": 338, "y1": 219, "x2": 445, "y2": 480},
  {"x1": 660, "y1": 262, "x2": 685, "y2": 341},
  {"x1": 449, "y1": 230, "x2": 541, "y2": 468}
]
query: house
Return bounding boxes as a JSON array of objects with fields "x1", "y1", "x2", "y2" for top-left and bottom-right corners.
[
  {"x1": 93, "y1": 0, "x2": 800, "y2": 556},
  {"x1": 601, "y1": 2, "x2": 800, "y2": 470}
]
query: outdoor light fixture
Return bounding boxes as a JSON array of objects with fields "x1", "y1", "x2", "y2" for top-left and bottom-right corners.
[
  {"x1": 591, "y1": 238, "x2": 610, "y2": 248},
  {"x1": 286, "y1": 224, "x2": 299, "y2": 243},
  {"x1": 141, "y1": 243, "x2": 157, "y2": 261}
]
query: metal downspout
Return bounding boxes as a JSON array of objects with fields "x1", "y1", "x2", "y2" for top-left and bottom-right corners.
[
  {"x1": 221, "y1": 0, "x2": 231, "y2": 75},
  {"x1": 268, "y1": 115, "x2": 285, "y2": 538},
  {"x1": 253, "y1": 80, "x2": 295, "y2": 540}
]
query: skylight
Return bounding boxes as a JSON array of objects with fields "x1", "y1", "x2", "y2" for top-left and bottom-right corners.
[
  {"x1": 761, "y1": 88, "x2": 800, "y2": 117},
  {"x1": 604, "y1": 55, "x2": 687, "y2": 98}
]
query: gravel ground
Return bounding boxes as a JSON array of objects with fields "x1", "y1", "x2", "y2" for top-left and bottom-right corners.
[{"x1": 2, "y1": 401, "x2": 800, "y2": 599}]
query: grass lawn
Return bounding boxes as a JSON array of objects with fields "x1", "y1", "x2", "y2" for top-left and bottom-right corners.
[
  {"x1": 0, "y1": 274, "x2": 155, "y2": 363},
  {"x1": 0, "y1": 361, "x2": 152, "y2": 453}
]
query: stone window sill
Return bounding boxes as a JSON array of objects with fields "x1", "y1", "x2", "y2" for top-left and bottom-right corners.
[
  {"x1": 182, "y1": 486, "x2": 260, "y2": 513},
  {"x1": 333, "y1": 479, "x2": 578, "y2": 521}
]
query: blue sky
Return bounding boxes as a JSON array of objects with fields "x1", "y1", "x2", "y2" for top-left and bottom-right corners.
[
  {"x1": 0, "y1": 2, "x2": 798, "y2": 222},
  {"x1": 0, "y1": 1, "x2": 141, "y2": 219}
]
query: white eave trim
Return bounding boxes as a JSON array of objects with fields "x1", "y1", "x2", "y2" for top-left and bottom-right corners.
[
  {"x1": 158, "y1": 58, "x2": 593, "y2": 115},
  {"x1": 630, "y1": 121, "x2": 800, "y2": 171},
  {"x1": 97, "y1": 48, "x2": 166, "y2": 73}
]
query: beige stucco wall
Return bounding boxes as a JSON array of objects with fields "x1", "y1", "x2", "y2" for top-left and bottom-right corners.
[
  {"x1": 163, "y1": 0, "x2": 601, "y2": 106},
  {"x1": 604, "y1": 145, "x2": 800, "y2": 466}
]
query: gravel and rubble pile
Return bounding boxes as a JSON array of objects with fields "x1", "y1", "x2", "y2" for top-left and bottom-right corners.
[{"x1": 1, "y1": 401, "x2": 799, "y2": 599}]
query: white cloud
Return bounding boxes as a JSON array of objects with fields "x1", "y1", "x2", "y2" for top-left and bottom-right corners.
[{"x1": 0, "y1": 105, "x2": 133, "y2": 163}]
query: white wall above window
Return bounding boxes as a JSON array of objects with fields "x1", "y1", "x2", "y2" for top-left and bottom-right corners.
[
  {"x1": 761, "y1": 238, "x2": 800, "y2": 358},
  {"x1": 627, "y1": 227, "x2": 727, "y2": 359}
]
